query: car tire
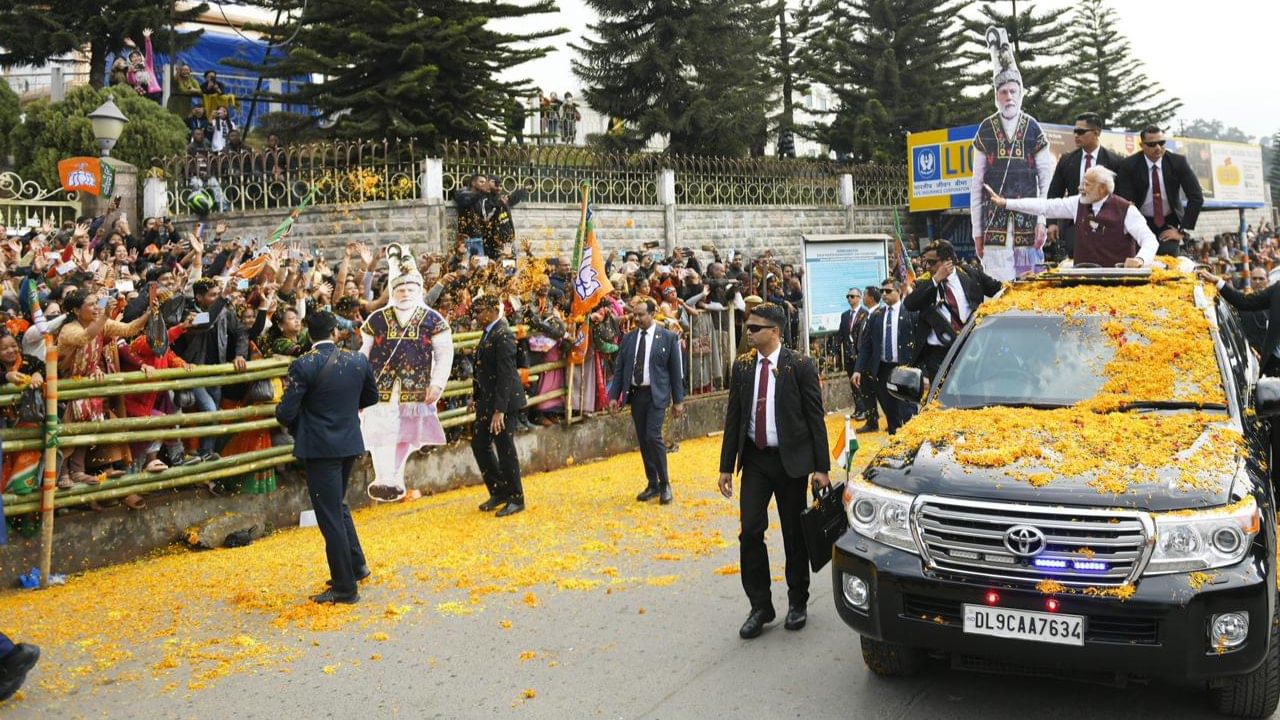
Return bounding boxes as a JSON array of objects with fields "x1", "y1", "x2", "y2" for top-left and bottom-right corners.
[
  {"x1": 860, "y1": 636, "x2": 925, "y2": 677},
  {"x1": 1210, "y1": 609, "x2": 1280, "y2": 718}
]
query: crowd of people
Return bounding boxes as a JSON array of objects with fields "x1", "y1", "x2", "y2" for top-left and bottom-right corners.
[
  {"x1": 505, "y1": 91, "x2": 582, "y2": 146},
  {"x1": 108, "y1": 29, "x2": 238, "y2": 122}
]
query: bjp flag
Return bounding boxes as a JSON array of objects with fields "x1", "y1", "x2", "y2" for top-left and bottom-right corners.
[
  {"x1": 58, "y1": 157, "x2": 115, "y2": 196},
  {"x1": 569, "y1": 183, "x2": 613, "y2": 320}
]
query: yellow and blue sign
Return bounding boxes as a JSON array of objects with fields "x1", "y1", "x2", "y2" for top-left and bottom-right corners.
[
  {"x1": 907, "y1": 122, "x2": 1267, "y2": 213},
  {"x1": 907, "y1": 125, "x2": 978, "y2": 212}
]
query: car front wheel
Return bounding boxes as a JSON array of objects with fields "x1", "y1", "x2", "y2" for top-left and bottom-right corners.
[
  {"x1": 1210, "y1": 609, "x2": 1280, "y2": 718},
  {"x1": 860, "y1": 636, "x2": 925, "y2": 677}
]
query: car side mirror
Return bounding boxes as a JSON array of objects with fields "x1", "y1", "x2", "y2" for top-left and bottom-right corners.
[
  {"x1": 1253, "y1": 377, "x2": 1280, "y2": 418},
  {"x1": 887, "y1": 366, "x2": 925, "y2": 404}
]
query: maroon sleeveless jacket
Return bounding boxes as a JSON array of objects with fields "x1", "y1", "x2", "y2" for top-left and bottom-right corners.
[{"x1": 1074, "y1": 194, "x2": 1136, "y2": 268}]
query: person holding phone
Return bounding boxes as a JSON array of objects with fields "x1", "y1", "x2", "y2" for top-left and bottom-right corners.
[{"x1": 172, "y1": 278, "x2": 250, "y2": 461}]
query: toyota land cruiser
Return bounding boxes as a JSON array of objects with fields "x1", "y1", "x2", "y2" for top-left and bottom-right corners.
[{"x1": 833, "y1": 265, "x2": 1280, "y2": 718}]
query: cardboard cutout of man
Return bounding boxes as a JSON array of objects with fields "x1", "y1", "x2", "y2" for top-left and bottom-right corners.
[
  {"x1": 969, "y1": 27, "x2": 1054, "y2": 281},
  {"x1": 359, "y1": 243, "x2": 453, "y2": 502}
]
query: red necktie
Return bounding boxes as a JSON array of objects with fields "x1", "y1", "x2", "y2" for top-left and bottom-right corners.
[
  {"x1": 754, "y1": 357, "x2": 770, "y2": 449},
  {"x1": 1151, "y1": 164, "x2": 1163, "y2": 224},
  {"x1": 942, "y1": 283, "x2": 963, "y2": 333},
  {"x1": 1084, "y1": 152, "x2": 1093, "y2": 172}
]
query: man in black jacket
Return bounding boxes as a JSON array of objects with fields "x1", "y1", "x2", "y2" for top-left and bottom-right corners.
[
  {"x1": 830, "y1": 288, "x2": 868, "y2": 418},
  {"x1": 1046, "y1": 112, "x2": 1124, "y2": 260},
  {"x1": 1116, "y1": 125, "x2": 1204, "y2": 257},
  {"x1": 276, "y1": 312, "x2": 380, "y2": 604},
  {"x1": 854, "y1": 279, "x2": 919, "y2": 435},
  {"x1": 471, "y1": 296, "x2": 528, "y2": 517},
  {"x1": 1198, "y1": 268, "x2": 1280, "y2": 488},
  {"x1": 718, "y1": 302, "x2": 830, "y2": 639},
  {"x1": 904, "y1": 240, "x2": 1003, "y2": 381},
  {"x1": 173, "y1": 277, "x2": 249, "y2": 459}
]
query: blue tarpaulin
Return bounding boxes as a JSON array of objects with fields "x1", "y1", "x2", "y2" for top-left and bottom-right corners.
[{"x1": 107, "y1": 30, "x2": 315, "y2": 128}]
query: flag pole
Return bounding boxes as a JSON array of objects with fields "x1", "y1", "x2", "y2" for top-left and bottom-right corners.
[{"x1": 565, "y1": 182, "x2": 591, "y2": 426}]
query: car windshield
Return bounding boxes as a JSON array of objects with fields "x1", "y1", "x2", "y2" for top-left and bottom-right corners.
[{"x1": 936, "y1": 310, "x2": 1227, "y2": 411}]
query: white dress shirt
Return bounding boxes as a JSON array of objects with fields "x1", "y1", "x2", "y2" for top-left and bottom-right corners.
[
  {"x1": 633, "y1": 325, "x2": 655, "y2": 386},
  {"x1": 925, "y1": 272, "x2": 972, "y2": 346},
  {"x1": 883, "y1": 301, "x2": 901, "y2": 363},
  {"x1": 1140, "y1": 158, "x2": 1169, "y2": 220},
  {"x1": 1004, "y1": 194, "x2": 1158, "y2": 265},
  {"x1": 745, "y1": 346, "x2": 781, "y2": 447}
]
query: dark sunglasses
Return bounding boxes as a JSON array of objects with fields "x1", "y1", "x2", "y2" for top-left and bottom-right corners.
[
  {"x1": 846, "y1": 294, "x2": 861, "y2": 299},
  {"x1": 1143, "y1": 140, "x2": 1166, "y2": 148},
  {"x1": 744, "y1": 323, "x2": 776, "y2": 334},
  {"x1": 880, "y1": 287, "x2": 897, "y2": 293},
  {"x1": 1072, "y1": 127, "x2": 1096, "y2": 135}
]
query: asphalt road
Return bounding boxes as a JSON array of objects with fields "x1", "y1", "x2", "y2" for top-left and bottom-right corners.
[{"x1": 2, "y1": 427, "x2": 1265, "y2": 720}]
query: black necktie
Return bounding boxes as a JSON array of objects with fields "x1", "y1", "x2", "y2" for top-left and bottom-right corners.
[{"x1": 633, "y1": 330, "x2": 647, "y2": 386}]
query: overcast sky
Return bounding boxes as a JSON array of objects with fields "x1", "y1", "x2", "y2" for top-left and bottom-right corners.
[{"x1": 499, "y1": 0, "x2": 1279, "y2": 143}]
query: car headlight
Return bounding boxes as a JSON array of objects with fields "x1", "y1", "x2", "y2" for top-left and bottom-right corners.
[
  {"x1": 1145, "y1": 497, "x2": 1260, "y2": 575},
  {"x1": 843, "y1": 481, "x2": 918, "y2": 554}
]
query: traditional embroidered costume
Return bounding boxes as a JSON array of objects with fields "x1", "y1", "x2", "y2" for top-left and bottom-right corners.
[{"x1": 359, "y1": 243, "x2": 453, "y2": 502}]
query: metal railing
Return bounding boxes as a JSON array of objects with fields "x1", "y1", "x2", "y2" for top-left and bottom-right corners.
[
  {"x1": 154, "y1": 139, "x2": 909, "y2": 218},
  {"x1": 0, "y1": 171, "x2": 82, "y2": 229}
]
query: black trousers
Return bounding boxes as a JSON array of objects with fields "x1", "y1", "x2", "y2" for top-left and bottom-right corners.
[
  {"x1": 918, "y1": 343, "x2": 948, "y2": 386},
  {"x1": 472, "y1": 414, "x2": 523, "y2": 501},
  {"x1": 859, "y1": 369, "x2": 880, "y2": 424},
  {"x1": 629, "y1": 386, "x2": 669, "y2": 488},
  {"x1": 304, "y1": 456, "x2": 365, "y2": 594},
  {"x1": 739, "y1": 443, "x2": 809, "y2": 611},
  {"x1": 877, "y1": 363, "x2": 916, "y2": 434}
]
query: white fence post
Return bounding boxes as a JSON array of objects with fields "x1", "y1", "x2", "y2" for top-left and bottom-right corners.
[
  {"x1": 840, "y1": 173, "x2": 855, "y2": 232},
  {"x1": 658, "y1": 168, "x2": 677, "y2": 254}
]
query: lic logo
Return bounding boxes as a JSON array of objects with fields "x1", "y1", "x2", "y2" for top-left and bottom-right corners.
[{"x1": 913, "y1": 147, "x2": 940, "y2": 181}]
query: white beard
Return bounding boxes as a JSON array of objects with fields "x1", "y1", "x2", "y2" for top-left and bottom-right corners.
[{"x1": 392, "y1": 286, "x2": 425, "y2": 325}]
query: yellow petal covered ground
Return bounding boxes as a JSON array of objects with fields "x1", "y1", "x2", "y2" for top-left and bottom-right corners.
[{"x1": 0, "y1": 415, "x2": 881, "y2": 702}]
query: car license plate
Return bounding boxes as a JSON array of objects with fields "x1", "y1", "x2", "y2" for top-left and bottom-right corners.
[{"x1": 962, "y1": 604, "x2": 1085, "y2": 646}]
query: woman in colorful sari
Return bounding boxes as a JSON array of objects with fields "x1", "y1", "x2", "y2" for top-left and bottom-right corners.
[
  {"x1": 0, "y1": 335, "x2": 43, "y2": 498},
  {"x1": 56, "y1": 290, "x2": 155, "y2": 487}
]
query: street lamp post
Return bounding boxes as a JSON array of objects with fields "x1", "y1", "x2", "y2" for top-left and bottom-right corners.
[{"x1": 87, "y1": 95, "x2": 129, "y2": 158}]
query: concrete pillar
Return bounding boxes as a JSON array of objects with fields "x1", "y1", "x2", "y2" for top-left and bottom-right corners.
[
  {"x1": 658, "y1": 168, "x2": 677, "y2": 254},
  {"x1": 50, "y1": 66, "x2": 65, "y2": 102},
  {"x1": 840, "y1": 173, "x2": 856, "y2": 233},
  {"x1": 421, "y1": 157, "x2": 446, "y2": 252},
  {"x1": 82, "y1": 157, "x2": 137, "y2": 231}
]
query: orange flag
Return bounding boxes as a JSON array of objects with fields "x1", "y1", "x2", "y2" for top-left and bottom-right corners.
[{"x1": 569, "y1": 184, "x2": 613, "y2": 320}]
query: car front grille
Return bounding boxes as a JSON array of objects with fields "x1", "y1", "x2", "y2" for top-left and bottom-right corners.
[{"x1": 915, "y1": 497, "x2": 1152, "y2": 587}]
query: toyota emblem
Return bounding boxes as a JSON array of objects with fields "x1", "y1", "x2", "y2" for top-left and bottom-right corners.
[{"x1": 1003, "y1": 525, "x2": 1046, "y2": 557}]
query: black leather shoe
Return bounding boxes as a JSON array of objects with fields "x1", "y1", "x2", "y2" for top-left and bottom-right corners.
[
  {"x1": 739, "y1": 608, "x2": 776, "y2": 639},
  {"x1": 0, "y1": 643, "x2": 39, "y2": 702},
  {"x1": 311, "y1": 589, "x2": 359, "y2": 604},
  {"x1": 784, "y1": 605, "x2": 807, "y2": 631},
  {"x1": 636, "y1": 485, "x2": 660, "y2": 502},
  {"x1": 326, "y1": 565, "x2": 371, "y2": 587},
  {"x1": 478, "y1": 496, "x2": 505, "y2": 512},
  {"x1": 659, "y1": 484, "x2": 673, "y2": 504},
  {"x1": 855, "y1": 421, "x2": 879, "y2": 434},
  {"x1": 495, "y1": 500, "x2": 525, "y2": 517}
]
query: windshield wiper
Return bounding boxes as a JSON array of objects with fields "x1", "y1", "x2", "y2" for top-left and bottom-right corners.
[
  {"x1": 956, "y1": 401, "x2": 1071, "y2": 410},
  {"x1": 1113, "y1": 400, "x2": 1228, "y2": 412}
]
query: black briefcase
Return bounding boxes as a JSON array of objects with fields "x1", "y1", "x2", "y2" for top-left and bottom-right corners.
[{"x1": 801, "y1": 481, "x2": 848, "y2": 573}]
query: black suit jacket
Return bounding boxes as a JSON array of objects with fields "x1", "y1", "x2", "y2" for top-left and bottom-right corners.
[
  {"x1": 903, "y1": 267, "x2": 1003, "y2": 348},
  {"x1": 1219, "y1": 283, "x2": 1280, "y2": 362},
  {"x1": 1115, "y1": 151, "x2": 1204, "y2": 231},
  {"x1": 855, "y1": 304, "x2": 919, "y2": 376},
  {"x1": 276, "y1": 343, "x2": 379, "y2": 460},
  {"x1": 719, "y1": 347, "x2": 830, "y2": 478},
  {"x1": 1047, "y1": 146, "x2": 1124, "y2": 252},
  {"x1": 830, "y1": 308, "x2": 865, "y2": 370},
  {"x1": 472, "y1": 319, "x2": 526, "y2": 418}
]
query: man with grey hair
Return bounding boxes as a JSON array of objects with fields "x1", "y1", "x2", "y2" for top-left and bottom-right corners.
[{"x1": 984, "y1": 165, "x2": 1158, "y2": 268}]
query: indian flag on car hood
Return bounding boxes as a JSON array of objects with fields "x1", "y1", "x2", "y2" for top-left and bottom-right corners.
[{"x1": 832, "y1": 415, "x2": 859, "y2": 473}]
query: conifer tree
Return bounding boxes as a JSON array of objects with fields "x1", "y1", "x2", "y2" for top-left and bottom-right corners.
[
  {"x1": 802, "y1": 0, "x2": 967, "y2": 162},
  {"x1": 1057, "y1": 0, "x2": 1181, "y2": 130},
  {"x1": 255, "y1": 0, "x2": 562, "y2": 143},
  {"x1": 573, "y1": 0, "x2": 775, "y2": 157}
]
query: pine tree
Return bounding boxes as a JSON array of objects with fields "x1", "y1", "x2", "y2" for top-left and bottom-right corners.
[
  {"x1": 802, "y1": 0, "x2": 968, "y2": 163},
  {"x1": 0, "y1": 1, "x2": 208, "y2": 90},
  {"x1": 958, "y1": 1, "x2": 1071, "y2": 124},
  {"x1": 1057, "y1": 0, "x2": 1181, "y2": 131},
  {"x1": 252, "y1": 0, "x2": 562, "y2": 143},
  {"x1": 573, "y1": 0, "x2": 775, "y2": 157}
]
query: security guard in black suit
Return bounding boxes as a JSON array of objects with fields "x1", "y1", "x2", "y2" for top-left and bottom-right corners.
[
  {"x1": 471, "y1": 296, "x2": 527, "y2": 517},
  {"x1": 276, "y1": 311, "x2": 379, "y2": 604}
]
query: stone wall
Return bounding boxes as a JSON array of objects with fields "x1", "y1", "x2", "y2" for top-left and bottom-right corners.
[{"x1": 199, "y1": 200, "x2": 904, "y2": 266}]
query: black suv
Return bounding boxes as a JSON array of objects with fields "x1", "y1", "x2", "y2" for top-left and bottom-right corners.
[{"x1": 833, "y1": 268, "x2": 1280, "y2": 718}]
